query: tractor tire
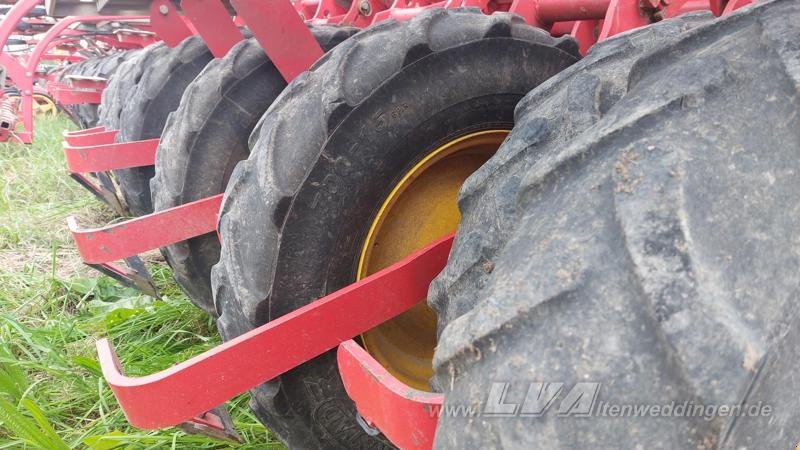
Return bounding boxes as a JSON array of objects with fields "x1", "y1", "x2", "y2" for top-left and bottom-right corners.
[
  {"x1": 98, "y1": 48, "x2": 160, "y2": 131},
  {"x1": 151, "y1": 26, "x2": 357, "y2": 316},
  {"x1": 59, "y1": 57, "x2": 100, "y2": 127},
  {"x1": 114, "y1": 36, "x2": 214, "y2": 216},
  {"x1": 93, "y1": 46, "x2": 163, "y2": 217},
  {"x1": 428, "y1": 1, "x2": 800, "y2": 448},
  {"x1": 70, "y1": 57, "x2": 104, "y2": 127},
  {"x1": 212, "y1": 9, "x2": 579, "y2": 448},
  {"x1": 73, "y1": 51, "x2": 138, "y2": 128}
]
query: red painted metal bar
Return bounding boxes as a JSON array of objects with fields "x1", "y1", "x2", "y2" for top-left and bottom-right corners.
[
  {"x1": 63, "y1": 138, "x2": 159, "y2": 173},
  {"x1": 150, "y1": 0, "x2": 195, "y2": 47},
  {"x1": 62, "y1": 136, "x2": 157, "y2": 216},
  {"x1": 48, "y1": 79, "x2": 106, "y2": 106},
  {"x1": 231, "y1": 0, "x2": 325, "y2": 81},
  {"x1": 597, "y1": 0, "x2": 650, "y2": 41},
  {"x1": 68, "y1": 194, "x2": 223, "y2": 264},
  {"x1": 180, "y1": 0, "x2": 244, "y2": 58},
  {"x1": 722, "y1": 0, "x2": 752, "y2": 14},
  {"x1": 537, "y1": 0, "x2": 611, "y2": 22},
  {"x1": 51, "y1": 88, "x2": 103, "y2": 105},
  {"x1": 97, "y1": 234, "x2": 453, "y2": 429},
  {"x1": 63, "y1": 129, "x2": 117, "y2": 146},
  {"x1": 569, "y1": 19, "x2": 600, "y2": 56},
  {"x1": 65, "y1": 126, "x2": 106, "y2": 136},
  {"x1": 338, "y1": 340, "x2": 443, "y2": 450}
]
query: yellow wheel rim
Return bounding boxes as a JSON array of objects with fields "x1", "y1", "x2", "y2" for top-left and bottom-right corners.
[
  {"x1": 32, "y1": 94, "x2": 57, "y2": 117},
  {"x1": 357, "y1": 129, "x2": 508, "y2": 391}
]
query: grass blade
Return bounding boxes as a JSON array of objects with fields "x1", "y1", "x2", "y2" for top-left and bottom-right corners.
[{"x1": 0, "y1": 397, "x2": 67, "y2": 449}]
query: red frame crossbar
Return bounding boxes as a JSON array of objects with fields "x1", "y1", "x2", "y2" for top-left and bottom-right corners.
[
  {"x1": 49, "y1": 78, "x2": 108, "y2": 105},
  {"x1": 68, "y1": 194, "x2": 222, "y2": 264},
  {"x1": 63, "y1": 128, "x2": 118, "y2": 146},
  {"x1": 66, "y1": 194, "x2": 223, "y2": 296},
  {"x1": 97, "y1": 234, "x2": 453, "y2": 430},
  {"x1": 338, "y1": 340, "x2": 443, "y2": 450},
  {"x1": 63, "y1": 138, "x2": 159, "y2": 172},
  {"x1": 61, "y1": 129, "x2": 156, "y2": 215}
]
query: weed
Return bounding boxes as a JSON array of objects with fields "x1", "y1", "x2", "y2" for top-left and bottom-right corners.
[{"x1": 0, "y1": 116, "x2": 281, "y2": 449}]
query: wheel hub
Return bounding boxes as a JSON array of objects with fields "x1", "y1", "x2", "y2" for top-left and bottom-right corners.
[{"x1": 358, "y1": 129, "x2": 508, "y2": 391}]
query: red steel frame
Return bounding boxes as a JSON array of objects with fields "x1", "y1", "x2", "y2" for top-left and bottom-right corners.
[
  {"x1": 0, "y1": 0, "x2": 150, "y2": 142},
  {"x1": 98, "y1": 235, "x2": 451, "y2": 428},
  {"x1": 53, "y1": 0, "x2": 756, "y2": 447},
  {"x1": 68, "y1": 195, "x2": 223, "y2": 296},
  {"x1": 338, "y1": 341, "x2": 443, "y2": 449}
]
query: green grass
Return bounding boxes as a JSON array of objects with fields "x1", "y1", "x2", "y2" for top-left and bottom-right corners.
[{"x1": 0, "y1": 116, "x2": 281, "y2": 449}]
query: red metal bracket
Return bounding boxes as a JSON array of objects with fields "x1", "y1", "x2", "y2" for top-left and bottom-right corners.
[
  {"x1": 63, "y1": 138, "x2": 159, "y2": 173},
  {"x1": 67, "y1": 195, "x2": 223, "y2": 296},
  {"x1": 62, "y1": 137, "x2": 159, "y2": 214},
  {"x1": 68, "y1": 194, "x2": 222, "y2": 264},
  {"x1": 597, "y1": 0, "x2": 651, "y2": 41},
  {"x1": 338, "y1": 340, "x2": 443, "y2": 450},
  {"x1": 50, "y1": 86, "x2": 104, "y2": 105},
  {"x1": 180, "y1": 0, "x2": 244, "y2": 58},
  {"x1": 569, "y1": 19, "x2": 600, "y2": 56},
  {"x1": 230, "y1": 0, "x2": 324, "y2": 81},
  {"x1": 509, "y1": 0, "x2": 609, "y2": 28},
  {"x1": 65, "y1": 126, "x2": 107, "y2": 136},
  {"x1": 97, "y1": 233, "x2": 452, "y2": 430},
  {"x1": 64, "y1": 77, "x2": 108, "y2": 90},
  {"x1": 722, "y1": 0, "x2": 752, "y2": 14},
  {"x1": 61, "y1": 129, "x2": 127, "y2": 214},
  {"x1": 63, "y1": 128, "x2": 118, "y2": 146},
  {"x1": 150, "y1": 0, "x2": 195, "y2": 47}
]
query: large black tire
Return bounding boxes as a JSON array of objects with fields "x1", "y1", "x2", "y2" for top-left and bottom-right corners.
[
  {"x1": 98, "y1": 49, "x2": 156, "y2": 131},
  {"x1": 150, "y1": 26, "x2": 357, "y2": 316},
  {"x1": 92, "y1": 46, "x2": 164, "y2": 217},
  {"x1": 114, "y1": 36, "x2": 214, "y2": 216},
  {"x1": 429, "y1": 1, "x2": 800, "y2": 448},
  {"x1": 58, "y1": 57, "x2": 103, "y2": 127},
  {"x1": 71, "y1": 51, "x2": 138, "y2": 128},
  {"x1": 212, "y1": 9, "x2": 579, "y2": 448}
]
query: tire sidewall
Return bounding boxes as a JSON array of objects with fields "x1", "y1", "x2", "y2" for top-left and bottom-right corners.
[{"x1": 257, "y1": 38, "x2": 577, "y2": 447}]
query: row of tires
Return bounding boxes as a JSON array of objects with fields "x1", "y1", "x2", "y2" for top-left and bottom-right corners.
[
  {"x1": 53, "y1": 52, "x2": 138, "y2": 127},
  {"x1": 75, "y1": 0, "x2": 800, "y2": 448}
]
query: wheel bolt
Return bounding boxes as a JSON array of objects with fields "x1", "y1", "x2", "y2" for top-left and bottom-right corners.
[{"x1": 358, "y1": 0, "x2": 372, "y2": 16}]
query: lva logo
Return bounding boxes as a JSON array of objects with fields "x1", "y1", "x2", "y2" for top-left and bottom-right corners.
[
  {"x1": 475, "y1": 382, "x2": 773, "y2": 420},
  {"x1": 483, "y1": 382, "x2": 600, "y2": 417}
]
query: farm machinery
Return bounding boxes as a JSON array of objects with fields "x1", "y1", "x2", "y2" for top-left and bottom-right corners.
[
  {"x1": 0, "y1": 3, "x2": 154, "y2": 142},
  {"x1": 2, "y1": 0, "x2": 799, "y2": 447}
]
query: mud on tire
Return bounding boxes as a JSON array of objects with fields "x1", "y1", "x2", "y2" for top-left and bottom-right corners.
[
  {"x1": 114, "y1": 37, "x2": 214, "y2": 216},
  {"x1": 212, "y1": 9, "x2": 579, "y2": 448},
  {"x1": 429, "y1": 1, "x2": 800, "y2": 448},
  {"x1": 151, "y1": 26, "x2": 357, "y2": 315}
]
